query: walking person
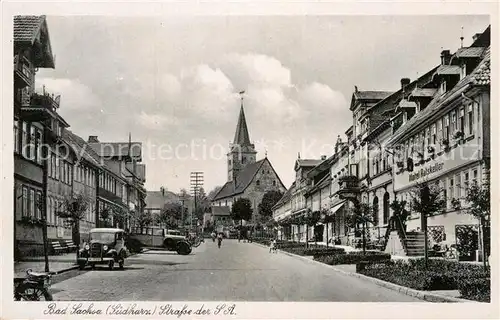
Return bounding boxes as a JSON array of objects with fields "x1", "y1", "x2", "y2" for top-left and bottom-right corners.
[
  {"x1": 217, "y1": 233, "x2": 223, "y2": 249},
  {"x1": 269, "y1": 238, "x2": 277, "y2": 253}
]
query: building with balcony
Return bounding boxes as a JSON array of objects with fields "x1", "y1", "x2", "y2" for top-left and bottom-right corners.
[
  {"x1": 386, "y1": 27, "x2": 490, "y2": 259},
  {"x1": 13, "y1": 15, "x2": 59, "y2": 257},
  {"x1": 88, "y1": 135, "x2": 146, "y2": 230}
]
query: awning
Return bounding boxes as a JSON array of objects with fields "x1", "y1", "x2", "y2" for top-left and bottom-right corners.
[{"x1": 330, "y1": 201, "x2": 346, "y2": 215}]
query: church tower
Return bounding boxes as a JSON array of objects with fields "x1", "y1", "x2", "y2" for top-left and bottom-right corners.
[{"x1": 227, "y1": 92, "x2": 257, "y2": 182}]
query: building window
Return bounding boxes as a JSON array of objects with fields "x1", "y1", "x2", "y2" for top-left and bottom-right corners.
[
  {"x1": 456, "y1": 174, "x2": 462, "y2": 198},
  {"x1": 29, "y1": 189, "x2": 35, "y2": 217},
  {"x1": 383, "y1": 192, "x2": 390, "y2": 225},
  {"x1": 256, "y1": 180, "x2": 260, "y2": 186},
  {"x1": 22, "y1": 186, "x2": 28, "y2": 216},
  {"x1": 467, "y1": 104, "x2": 474, "y2": 135},
  {"x1": 464, "y1": 171, "x2": 470, "y2": 192},
  {"x1": 444, "y1": 116, "x2": 450, "y2": 142},
  {"x1": 473, "y1": 169, "x2": 478, "y2": 183},
  {"x1": 35, "y1": 191, "x2": 42, "y2": 219},
  {"x1": 35, "y1": 129, "x2": 42, "y2": 164},
  {"x1": 372, "y1": 196, "x2": 379, "y2": 226},
  {"x1": 451, "y1": 110, "x2": 457, "y2": 133},
  {"x1": 440, "y1": 81, "x2": 446, "y2": 94},
  {"x1": 55, "y1": 156, "x2": 60, "y2": 180},
  {"x1": 442, "y1": 179, "x2": 447, "y2": 205},
  {"x1": 14, "y1": 120, "x2": 19, "y2": 153},
  {"x1": 273, "y1": 180, "x2": 276, "y2": 186},
  {"x1": 29, "y1": 125, "x2": 36, "y2": 160},
  {"x1": 242, "y1": 157, "x2": 246, "y2": 164},
  {"x1": 431, "y1": 124, "x2": 437, "y2": 145},
  {"x1": 449, "y1": 177, "x2": 455, "y2": 203},
  {"x1": 21, "y1": 122, "x2": 28, "y2": 158},
  {"x1": 459, "y1": 108, "x2": 465, "y2": 134}
]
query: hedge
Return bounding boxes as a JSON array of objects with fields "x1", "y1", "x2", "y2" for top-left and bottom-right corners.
[
  {"x1": 458, "y1": 278, "x2": 490, "y2": 302},
  {"x1": 314, "y1": 251, "x2": 391, "y2": 265},
  {"x1": 359, "y1": 259, "x2": 491, "y2": 301}
]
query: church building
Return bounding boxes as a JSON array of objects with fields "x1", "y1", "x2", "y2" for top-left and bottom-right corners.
[{"x1": 212, "y1": 96, "x2": 287, "y2": 223}]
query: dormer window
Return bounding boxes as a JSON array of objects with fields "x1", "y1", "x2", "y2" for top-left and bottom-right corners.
[
  {"x1": 461, "y1": 64, "x2": 467, "y2": 79},
  {"x1": 440, "y1": 81, "x2": 447, "y2": 94}
]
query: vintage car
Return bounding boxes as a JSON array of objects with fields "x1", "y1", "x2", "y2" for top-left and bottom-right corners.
[
  {"x1": 128, "y1": 226, "x2": 192, "y2": 255},
  {"x1": 78, "y1": 228, "x2": 128, "y2": 270}
]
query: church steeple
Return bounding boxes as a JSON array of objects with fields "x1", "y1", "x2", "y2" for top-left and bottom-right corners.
[
  {"x1": 227, "y1": 90, "x2": 257, "y2": 183},
  {"x1": 233, "y1": 91, "x2": 252, "y2": 146}
]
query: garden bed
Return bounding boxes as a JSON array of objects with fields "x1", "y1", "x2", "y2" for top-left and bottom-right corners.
[
  {"x1": 314, "y1": 251, "x2": 391, "y2": 265},
  {"x1": 358, "y1": 258, "x2": 490, "y2": 302}
]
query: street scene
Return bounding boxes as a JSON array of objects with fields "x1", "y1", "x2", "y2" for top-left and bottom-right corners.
[{"x1": 11, "y1": 14, "x2": 491, "y2": 304}]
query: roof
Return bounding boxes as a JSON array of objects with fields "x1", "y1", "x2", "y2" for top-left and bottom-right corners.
[
  {"x1": 397, "y1": 99, "x2": 417, "y2": 110},
  {"x1": 435, "y1": 65, "x2": 461, "y2": 76},
  {"x1": 272, "y1": 182, "x2": 295, "y2": 210},
  {"x1": 453, "y1": 47, "x2": 485, "y2": 59},
  {"x1": 90, "y1": 228, "x2": 124, "y2": 233},
  {"x1": 233, "y1": 105, "x2": 253, "y2": 146},
  {"x1": 14, "y1": 15, "x2": 45, "y2": 44},
  {"x1": 306, "y1": 174, "x2": 331, "y2": 196},
  {"x1": 13, "y1": 15, "x2": 55, "y2": 68},
  {"x1": 89, "y1": 142, "x2": 142, "y2": 161},
  {"x1": 212, "y1": 206, "x2": 231, "y2": 216},
  {"x1": 213, "y1": 158, "x2": 285, "y2": 200},
  {"x1": 296, "y1": 159, "x2": 323, "y2": 169},
  {"x1": 213, "y1": 159, "x2": 266, "y2": 200},
  {"x1": 353, "y1": 91, "x2": 393, "y2": 100},
  {"x1": 387, "y1": 47, "x2": 490, "y2": 147},
  {"x1": 62, "y1": 130, "x2": 102, "y2": 167},
  {"x1": 145, "y1": 191, "x2": 179, "y2": 209},
  {"x1": 409, "y1": 88, "x2": 438, "y2": 99}
]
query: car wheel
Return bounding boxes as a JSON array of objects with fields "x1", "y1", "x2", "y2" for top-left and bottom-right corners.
[
  {"x1": 108, "y1": 260, "x2": 114, "y2": 270},
  {"x1": 176, "y1": 242, "x2": 191, "y2": 255}
]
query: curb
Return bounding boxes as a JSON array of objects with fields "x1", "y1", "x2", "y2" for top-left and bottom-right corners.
[{"x1": 251, "y1": 242, "x2": 472, "y2": 303}]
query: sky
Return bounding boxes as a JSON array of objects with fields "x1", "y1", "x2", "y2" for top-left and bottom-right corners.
[{"x1": 36, "y1": 15, "x2": 489, "y2": 194}]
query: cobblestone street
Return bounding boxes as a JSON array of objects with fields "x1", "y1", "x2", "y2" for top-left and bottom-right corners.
[{"x1": 51, "y1": 240, "x2": 421, "y2": 301}]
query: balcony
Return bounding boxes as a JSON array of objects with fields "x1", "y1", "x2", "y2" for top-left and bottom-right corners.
[
  {"x1": 14, "y1": 55, "x2": 32, "y2": 88},
  {"x1": 336, "y1": 175, "x2": 361, "y2": 200}
]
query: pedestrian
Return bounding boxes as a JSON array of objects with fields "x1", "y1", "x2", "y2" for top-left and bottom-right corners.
[
  {"x1": 211, "y1": 231, "x2": 216, "y2": 242},
  {"x1": 269, "y1": 239, "x2": 277, "y2": 253},
  {"x1": 217, "y1": 233, "x2": 223, "y2": 249}
]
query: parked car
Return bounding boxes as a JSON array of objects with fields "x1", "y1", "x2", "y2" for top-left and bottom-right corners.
[
  {"x1": 128, "y1": 226, "x2": 192, "y2": 255},
  {"x1": 78, "y1": 228, "x2": 127, "y2": 270}
]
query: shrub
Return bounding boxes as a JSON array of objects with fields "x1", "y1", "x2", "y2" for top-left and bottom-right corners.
[
  {"x1": 361, "y1": 267, "x2": 456, "y2": 290},
  {"x1": 314, "y1": 251, "x2": 391, "y2": 265},
  {"x1": 458, "y1": 278, "x2": 491, "y2": 302}
]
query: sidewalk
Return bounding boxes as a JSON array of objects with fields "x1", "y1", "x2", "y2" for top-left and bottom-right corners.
[{"x1": 14, "y1": 253, "x2": 77, "y2": 277}]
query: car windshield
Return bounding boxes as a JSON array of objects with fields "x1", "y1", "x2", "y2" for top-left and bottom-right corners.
[{"x1": 90, "y1": 232, "x2": 115, "y2": 243}]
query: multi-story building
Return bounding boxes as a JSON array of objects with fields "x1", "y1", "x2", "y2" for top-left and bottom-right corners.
[
  {"x1": 61, "y1": 130, "x2": 102, "y2": 242},
  {"x1": 88, "y1": 136, "x2": 145, "y2": 230},
  {"x1": 13, "y1": 15, "x2": 61, "y2": 257},
  {"x1": 386, "y1": 27, "x2": 490, "y2": 258}
]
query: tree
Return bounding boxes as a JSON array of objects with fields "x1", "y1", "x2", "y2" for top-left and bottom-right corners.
[
  {"x1": 453, "y1": 176, "x2": 490, "y2": 269},
  {"x1": 137, "y1": 210, "x2": 153, "y2": 229},
  {"x1": 231, "y1": 198, "x2": 253, "y2": 227},
  {"x1": 346, "y1": 202, "x2": 376, "y2": 254},
  {"x1": 159, "y1": 202, "x2": 183, "y2": 228},
  {"x1": 389, "y1": 199, "x2": 411, "y2": 231},
  {"x1": 56, "y1": 193, "x2": 91, "y2": 259},
  {"x1": 194, "y1": 187, "x2": 209, "y2": 222},
  {"x1": 409, "y1": 181, "x2": 446, "y2": 269},
  {"x1": 305, "y1": 209, "x2": 322, "y2": 247},
  {"x1": 258, "y1": 190, "x2": 284, "y2": 223}
]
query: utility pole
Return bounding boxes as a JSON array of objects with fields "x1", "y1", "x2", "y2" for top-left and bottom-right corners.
[{"x1": 190, "y1": 172, "x2": 204, "y2": 232}]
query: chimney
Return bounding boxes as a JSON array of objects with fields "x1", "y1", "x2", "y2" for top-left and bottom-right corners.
[
  {"x1": 321, "y1": 155, "x2": 327, "y2": 160},
  {"x1": 472, "y1": 33, "x2": 482, "y2": 42},
  {"x1": 400, "y1": 78, "x2": 411, "y2": 90},
  {"x1": 440, "y1": 50, "x2": 451, "y2": 65},
  {"x1": 88, "y1": 135, "x2": 99, "y2": 143}
]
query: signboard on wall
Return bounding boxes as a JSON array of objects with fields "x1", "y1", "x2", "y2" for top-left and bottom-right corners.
[{"x1": 394, "y1": 143, "x2": 480, "y2": 192}]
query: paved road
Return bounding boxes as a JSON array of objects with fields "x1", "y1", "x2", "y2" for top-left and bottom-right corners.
[{"x1": 51, "y1": 240, "x2": 422, "y2": 301}]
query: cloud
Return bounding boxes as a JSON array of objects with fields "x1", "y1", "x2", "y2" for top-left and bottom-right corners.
[
  {"x1": 36, "y1": 78, "x2": 103, "y2": 111},
  {"x1": 137, "y1": 111, "x2": 179, "y2": 131}
]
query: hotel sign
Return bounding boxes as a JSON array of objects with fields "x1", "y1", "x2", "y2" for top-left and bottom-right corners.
[
  {"x1": 408, "y1": 162, "x2": 444, "y2": 182},
  {"x1": 394, "y1": 143, "x2": 480, "y2": 192}
]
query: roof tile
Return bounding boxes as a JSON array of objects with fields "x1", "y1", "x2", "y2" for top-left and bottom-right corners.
[{"x1": 13, "y1": 15, "x2": 44, "y2": 44}]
